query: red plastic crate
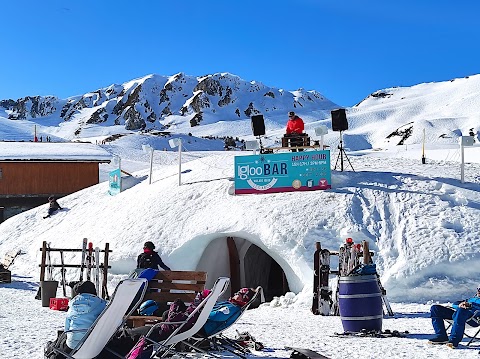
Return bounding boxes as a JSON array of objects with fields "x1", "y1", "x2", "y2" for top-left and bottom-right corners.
[{"x1": 50, "y1": 298, "x2": 69, "y2": 311}]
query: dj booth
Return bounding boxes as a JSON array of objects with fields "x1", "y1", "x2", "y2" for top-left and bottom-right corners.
[{"x1": 281, "y1": 133, "x2": 310, "y2": 148}]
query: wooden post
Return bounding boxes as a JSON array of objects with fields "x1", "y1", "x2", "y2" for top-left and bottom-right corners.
[
  {"x1": 102, "y1": 243, "x2": 110, "y2": 299},
  {"x1": 226, "y1": 237, "x2": 240, "y2": 296},
  {"x1": 40, "y1": 241, "x2": 47, "y2": 281},
  {"x1": 362, "y1": 241, "x2": 371, "y2": 264}
]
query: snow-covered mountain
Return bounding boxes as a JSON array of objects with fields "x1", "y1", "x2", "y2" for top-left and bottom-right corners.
[
  {"x1": 1, "y1": 72, "x2": 479, "y2": 152},
  {"x1": 0, "y1": 72, "x2": 337, "y2": 141},
  {"x1": 347, "y1": 74, "x2": 480, "y2": 150}
]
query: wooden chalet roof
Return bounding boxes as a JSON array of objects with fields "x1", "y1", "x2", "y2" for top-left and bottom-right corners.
[{"x1": 0, "y1": 142, "x2": 112, "y2": 162}]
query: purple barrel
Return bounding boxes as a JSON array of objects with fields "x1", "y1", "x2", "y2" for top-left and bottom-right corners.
[{"x1": 338, "y1": 275, "x2": 383, "y2": 332}]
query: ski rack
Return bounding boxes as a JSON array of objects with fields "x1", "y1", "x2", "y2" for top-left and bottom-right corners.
[
  {"x1": 313, "y1": 240, "x2": 394, "y2": 317},
  {"x1": 39, "y1": 240, "x2": 112, "y2": 299}
]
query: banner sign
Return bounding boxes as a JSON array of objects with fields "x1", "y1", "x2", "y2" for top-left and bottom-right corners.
[
  {"x1": 108, "y1": 168, "x2": 121, "y2": 196},
  {"x1": 234, "y1": 150, "x2": 331, "y2": 195}
]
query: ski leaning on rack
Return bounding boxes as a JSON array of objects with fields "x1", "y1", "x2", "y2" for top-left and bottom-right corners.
[
  {"x1": 79, "y1": 238, "x2": 88, "y2": 282},
  {"x1": 311, "y1": 244, "x2": 321, "y2": 315},
  {"x1": 319, "y1": 249, "x2": 332, "y2": 315},
  {"x1": 60, "y1": 250, "x2": 66, "y2": 297},
  {"x1": 46, "y1": 242, "x2": 53, "y2": 281},
  {"x1": 86, "y1": 242, "x2": 93, "y2": 282},
  {"x1": 94, "y1": 247, "x2": 100, "y2": 294}
]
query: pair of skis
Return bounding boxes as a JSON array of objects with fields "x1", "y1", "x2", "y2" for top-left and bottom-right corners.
[
  {"x1": 79, "y1": 238, "x2": 101, "y2": 294},
  {"x1": 312, "y1": 244, "x2": 332, "y2": 315},
  {"x1": 331, "y1": 239, "x2": 394, "y2": 316}
]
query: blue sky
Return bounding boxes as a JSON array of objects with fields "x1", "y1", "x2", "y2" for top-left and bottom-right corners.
[{"x1": 1, "y1": 0, "x2": 479, "y2": 107}]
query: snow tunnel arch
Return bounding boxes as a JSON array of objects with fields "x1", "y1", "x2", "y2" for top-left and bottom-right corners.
[{"x1": 195, "y1": 236, "x2": 291, "y2": 302}]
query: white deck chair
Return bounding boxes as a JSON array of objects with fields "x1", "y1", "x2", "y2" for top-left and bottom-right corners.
[
  {"x1": 445, "y1": 309, "x2": 480, "y2": 346},
  {"x1": 189, "y1": 286, "x2": 264, "y2": 358},
  {"x1": 49, "y1": 278, "x2": 148, "y2": 359},
  {"x1": 144, "y1": 277, "x2": 230, "y2": 358}
]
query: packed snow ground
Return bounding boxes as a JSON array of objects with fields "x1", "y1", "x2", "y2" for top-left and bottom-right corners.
[
  {"x1": 1, "y1": 279, "x2": 480, "y2": 358},
  {"x1": 1, "y1": 141, "x2": 480, "y2": 358}
]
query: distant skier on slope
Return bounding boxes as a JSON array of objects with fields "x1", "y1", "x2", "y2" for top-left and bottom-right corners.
[{"x1": 43, "y1": 196, "x2": 62, "y2": 219}]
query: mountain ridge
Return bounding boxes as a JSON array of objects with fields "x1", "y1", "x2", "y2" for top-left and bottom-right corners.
[
  {"x1": 0, "y1": 72, "x2": 337, "y2": 139},
  {"x1": 0, "y1": 72, "x2": 479, "y2": 150}
]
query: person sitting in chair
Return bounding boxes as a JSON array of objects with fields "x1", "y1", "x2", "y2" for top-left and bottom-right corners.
[
  {"x1": 45, "y1": 281, "x2": 107, "y2": 358},
  {"x1": 201, "y1": 287, "x2": 257, "y2": 337},
  {"x1": 428, "y1": 284, "x2": 480, "y2": 348}
]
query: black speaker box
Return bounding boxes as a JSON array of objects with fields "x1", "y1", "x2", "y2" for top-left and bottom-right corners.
[
  {"x1": 251, "y1": 115, "x2": 265, "y2": 136},
  {"x1": 331, "y1": 108, "x2": 348, "y2": 131}
]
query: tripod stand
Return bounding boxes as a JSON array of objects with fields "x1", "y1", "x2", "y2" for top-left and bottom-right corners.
[{"x1": 334, "y1": 131, "x2": 354, "y2": 172}]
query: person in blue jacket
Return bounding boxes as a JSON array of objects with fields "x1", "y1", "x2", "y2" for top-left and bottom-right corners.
[
  {"x1": 45, "y1": 281, "x2": 107, "y2": 358},
  {"x1": 65, "y1": 281, "x2": 107, "y2": 350},
  {"x1": 202, "y1": 287, "x2": 256, "y2": 337},
  {"x1": 429, "y1": 285, "x2": 480, "y2": 348}
]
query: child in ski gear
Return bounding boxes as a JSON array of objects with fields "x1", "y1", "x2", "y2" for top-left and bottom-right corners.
[
  {"x1": 45, "y1": 281, "x2": 107, "y2": 358},
  {"x1": 429, "y1": 285, "x2": 480, "y2": 348},
  {"x1": 136, "y1": 241, "x2": 171, "y2": 270},
  {"x1": 44, "y1": 196, "x2": 62, "y2": 219}
]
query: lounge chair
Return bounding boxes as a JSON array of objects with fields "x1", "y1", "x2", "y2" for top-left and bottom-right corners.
[
  {"x1": 189, "y1": 286, "x2": 264, "y2": 358},
  {"x1": 445, "y1": 309, "x2": 480, "y2": 346},
  {"x1": 46, "y1": 278, "x2": 148, "y2": 359},
  {"x1": 143, "y1": 277, "x2": 231, "y2": 358}
]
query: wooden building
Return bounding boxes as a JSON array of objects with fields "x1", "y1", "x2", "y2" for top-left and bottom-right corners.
[{"x1": 0, "y1": 142, "x2": 111, "y2": 222}]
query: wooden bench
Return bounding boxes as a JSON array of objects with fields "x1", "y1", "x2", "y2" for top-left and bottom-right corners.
[{"x1": 127, "y1": 270, "x2": 207, "y2": 327}]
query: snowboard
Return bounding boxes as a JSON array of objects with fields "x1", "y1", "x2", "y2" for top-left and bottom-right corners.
[
  {"x1": 319, "y1": 249, "x2": 332, "y2": 315},
  {"x1": 311, "y1": 245, "x2": 321, "y2": 315},
  {"x1": 285, "y1": 347, "x2": 331, "y2": 359}
]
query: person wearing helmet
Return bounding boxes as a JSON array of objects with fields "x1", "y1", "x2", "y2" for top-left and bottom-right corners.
[
  {"x1": 43, "y1": 196, "x2": 62, "y2": 219},
  {"x1": 136, "y1": 241, "x2": 171, "y2": 270}
]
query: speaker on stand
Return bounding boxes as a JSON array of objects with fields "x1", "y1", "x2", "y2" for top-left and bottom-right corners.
[
  {"x1": 331, "y1": 109, "x2": 354, "y2": 172},
  {"x1": 251, "y1": 115, "x2": 266, "y2": 152}
]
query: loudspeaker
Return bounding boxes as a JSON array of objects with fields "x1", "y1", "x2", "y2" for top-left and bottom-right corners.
[
  {"x1": 331, "y1": 108, "x2": 348, "y2": 132},
  {"x1": 251, "y1": 115, "x2": 265, "y2": 136}
]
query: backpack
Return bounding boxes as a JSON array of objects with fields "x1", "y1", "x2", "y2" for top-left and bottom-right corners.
[
  {"x1": 126, "y1": 336, "x2": 153, "y2": 359},
  {"x1": 138, "y1": 253, "x2": 155, "y2": 269}
]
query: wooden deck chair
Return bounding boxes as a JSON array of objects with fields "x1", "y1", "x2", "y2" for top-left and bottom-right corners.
[
  {"x1": 48, "y1": 278, "x2": 148, "y2": 359},
  {"x1": 445, "y1": 309, "x2": 480, "y2": 346},
  {"x1": 189, "y1": 286, "x2": 264, "y2": 358},
  {"x1": 143, "y1": 277, "x2": 230, "y2": 358}
]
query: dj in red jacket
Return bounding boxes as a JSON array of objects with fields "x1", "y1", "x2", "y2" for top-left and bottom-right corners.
[{"x1": 285, "y1": 111, "x2": 304, "y2": 135}]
